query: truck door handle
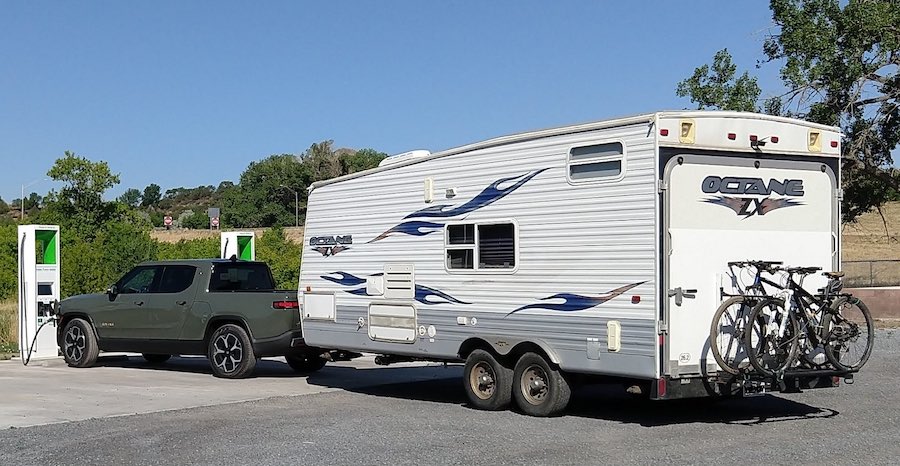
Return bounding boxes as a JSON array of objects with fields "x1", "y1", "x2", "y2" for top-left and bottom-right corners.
[
  {"x1": 668, "y1": 287, "x2": 697, "y2": 307},
  {"x1": 134, "y1": 301, "x2": 144, "y2": 306},
  {"x1": 176, "y1": 300, "x2": 187, "y2": 306}
]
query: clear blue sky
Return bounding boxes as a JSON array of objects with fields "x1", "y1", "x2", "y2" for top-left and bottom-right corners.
[{"x1": 0, "y1": 1, "x2": 783, "y2": 202}]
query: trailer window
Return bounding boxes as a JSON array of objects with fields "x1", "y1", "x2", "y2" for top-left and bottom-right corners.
[
  {"x1": 568, "y1": 142, "x2": 624, "y2": 182},
  {"x1": 445, "y1": 222, "x2": 516, "y2": 271}
]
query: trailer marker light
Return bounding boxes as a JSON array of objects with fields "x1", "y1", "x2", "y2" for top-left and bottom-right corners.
[
  {"x1": 306, "y1": 286, "x2": 311, "y2": 292},
  {"x1": 832, "y1": 376, "x2": 841, "y2": 386},
  {"x1": 808, "y1": 130, "x2": 822, "y2": 152},
  {"x1": 749, "y1": 134, "x2": 758, "y2": 142},
  {"x1": 659, "y1": 128, "x2": 669, "y2": 136},
  {"x1": 727, "y1": 133, "x2": 736, "y2": 140},
  {"x1": 831, "y1": 140, "x2": 839, "y2": 148},
  {"x1": 631, "y1": 295, "x2": 641, "y2": 304},
  {"x1": 679, "y1": 119, "x2": 695, "y2": 144},
  {"x1": 770, "y1": 136, "x2": 779, "y2": 143}
]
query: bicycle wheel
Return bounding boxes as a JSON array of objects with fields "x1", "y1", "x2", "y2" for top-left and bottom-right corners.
[
  {"x1": 823, "y1": 296, "x2": 875, "y2": 372},
  {"x1": 745, "y1": 298, "x2": 800, "y2": 377},
  {"x1": 709, "y1": 296, "x2": 755, "y2": 375}
]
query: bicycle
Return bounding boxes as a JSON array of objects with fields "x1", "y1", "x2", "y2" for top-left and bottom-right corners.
[
  {"x1": 709, "y1": 260, "x2": 783, "y2": 375},
  {"x1": 744, "y1": 267, "x2": 874, "y2": 378}
]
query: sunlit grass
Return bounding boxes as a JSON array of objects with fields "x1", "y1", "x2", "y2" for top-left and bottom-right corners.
[{"x1": 0, "y1": 299, "x2": 18, "y2": 355}]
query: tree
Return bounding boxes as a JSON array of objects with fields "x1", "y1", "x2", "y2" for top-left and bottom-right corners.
[
  {"x1": 222, "y1": 154, "x2": 307, "y2": 228},
  {"x1": 141, "y1": 183, "x2": 161, "y2": 207},
  {"x1": 762, "y1": 0, "x2": 900, "y2": 223},
  {"x1": 676, "y1": 49, "x2": 761, "y2": 112},
  {"x1": 118, "y1": 188, "x2": 142, "y2": 207},
  {"x1": 676, "y1": 1, "x2": 900, "y2": 222},
  {"x1": 0, "y1": 197, "x2": 8, "y2": 214},
  {"x1": 339, "y1": 148, "x2": 387, "y2": 175},
  {"x1": 43, "y1": 151, "x2": 122, "y2": 237}
]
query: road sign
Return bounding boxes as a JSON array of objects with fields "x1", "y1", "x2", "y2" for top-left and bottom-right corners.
[
  {"x1": 211, "y1": 217, "x2": 220, "y2": 228},
  {"x1": 163, "y1": 216, "x2": 173, "y2": 226}
]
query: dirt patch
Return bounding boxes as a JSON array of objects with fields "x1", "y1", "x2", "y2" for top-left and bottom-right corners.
[{"x1": 151, "y1": 227, "x2": 305, "y2": 244}]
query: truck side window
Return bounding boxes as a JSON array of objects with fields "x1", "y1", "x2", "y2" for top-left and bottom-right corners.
[
  {"x1": 209, "y1": 263, "x2": 276, "y2": 291},
  {"x1": 157, "y1": 265, "x2": 197, "y2": 294},
  {"x1": 118, "y1": 266, "x2": 159, "y2": 294}
]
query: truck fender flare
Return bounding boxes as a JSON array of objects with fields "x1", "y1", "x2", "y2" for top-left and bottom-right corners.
[{"x1": 204, "y1": 315, "x2": 254, "y2": 342}]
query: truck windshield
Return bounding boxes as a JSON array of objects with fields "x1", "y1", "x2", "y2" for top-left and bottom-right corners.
[{"x1": 209, "y1": 263, "x2": 275, "y2": 291}]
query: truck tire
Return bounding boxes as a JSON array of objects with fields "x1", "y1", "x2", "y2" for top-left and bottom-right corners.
[
  {"x1": 512, "y1": 352, "x2": 571, "y2": 417},
  {"x1": 207, "y1": 324, "x2": 256, "y2": 379},
  {"x1": 463, "y1": 349, "x2": 513, "y2": 411},
  {"x1": 142, "y1": 354, "x2": 171, "y2": 364},
  {"x1": 285, "y1": 353, "x2": 327, "y2": 373},
  {"x1": 62, "y1": 318, "x2": 100, "y2": 368}
]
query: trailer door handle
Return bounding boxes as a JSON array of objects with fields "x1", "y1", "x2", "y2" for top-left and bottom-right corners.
[{"x1": 668, "y1": 287, "x2": 697, "y2": 307}]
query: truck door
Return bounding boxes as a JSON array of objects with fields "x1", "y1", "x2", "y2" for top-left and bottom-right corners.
[
  {"x1": 662, "y1": 153, "x2": 838, "y2": 377},
  {"x1": 148, "y1": 265, "x2": 198, "y2": 339},
  {"x1": 93, "y1": 265, "x2": 162, "y2": 340}
]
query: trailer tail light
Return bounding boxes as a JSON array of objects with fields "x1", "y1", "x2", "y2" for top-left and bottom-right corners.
[
  {"x1": 273, "y1": 300, "x2": 300, "y2": 310},
  {"x1": 831, "y1": 140, "x2": 839, "y2": 148},
  {"x1": 832, "y1": 376, "x2": 841, "y2": 386},
  {"x1": 657, "y1": 378, "x2": 667, "y2": 398},
  {"x1": 659, "y1": 128, "x2": 669, "y2": 136},
  {"x1": 631, "y1": 295, "x2": 641, "y2": 304}
]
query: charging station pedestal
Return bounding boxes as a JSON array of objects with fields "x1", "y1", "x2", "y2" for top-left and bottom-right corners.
[
  {"x1": 221, "y1": 231, "x2": 255, "y2": 261},
  {"x1": 18, "y1": 225, "x2": 61, "y2": 360}
]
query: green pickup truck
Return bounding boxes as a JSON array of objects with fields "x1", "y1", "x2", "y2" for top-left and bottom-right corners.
[{"x1": 56, "y1": 259, "x2": 325, "y2": 378}]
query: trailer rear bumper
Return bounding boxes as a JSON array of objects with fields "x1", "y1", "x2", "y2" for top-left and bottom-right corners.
[{"x1": 650, "y1": 370, "x2": 854, "y2": 400}]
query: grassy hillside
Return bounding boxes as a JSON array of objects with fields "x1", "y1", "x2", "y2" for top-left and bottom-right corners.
[
  {"x1": 151, "y1": 226, "x2": 305, "y2": 244},
  {"x1": 843, "y1": 201, "x2": 900, "y2": 261}
]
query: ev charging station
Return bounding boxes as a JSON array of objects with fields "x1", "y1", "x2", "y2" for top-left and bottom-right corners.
[
  {"x1": 18, "y1": 225, "x2": 61, "y2": 360},
  {"x1": 221, "y1": 231, "x2": 255, "y2": 261}
]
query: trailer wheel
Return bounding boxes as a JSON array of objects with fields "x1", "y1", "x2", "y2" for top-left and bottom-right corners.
[
  {"x1": 286, "y1": 353, "x2": 327, "y2": 373},
  {"x1": 463, "y1": 349, "x2": 513, "y2": 411},
  {"x1": 513, "y1": 352, "x2": 571, "y2": 417}
]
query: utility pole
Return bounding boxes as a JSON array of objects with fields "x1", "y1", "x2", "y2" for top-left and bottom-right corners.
[{"x1": 21, "y1": 178, "x2": 46, "y2": 219}]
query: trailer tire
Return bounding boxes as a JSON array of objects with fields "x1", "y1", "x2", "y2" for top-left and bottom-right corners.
[
  {"x1": 463, "y1": 349, "x2": 513, "y2": 411},
  {"x1": 62, "y1": 318, "x2": 99, "y2": 368},
  {"x1": 512, "y1": 352, "x2": 571, "y2": 417},
  {"x1": 207, "y1": 324, "x2": 256, "y2": 379}
]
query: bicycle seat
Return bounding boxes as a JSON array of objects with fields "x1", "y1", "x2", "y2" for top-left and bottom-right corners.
[{"x1": 823, "y1": 271, "x2": 845, "y2": 279}]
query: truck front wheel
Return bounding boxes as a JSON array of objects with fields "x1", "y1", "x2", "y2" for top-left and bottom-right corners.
[{"x1": 207, "y1": 324, "x2": 256, "y2": 379}]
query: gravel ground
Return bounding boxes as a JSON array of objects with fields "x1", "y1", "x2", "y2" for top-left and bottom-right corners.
[{"x1": 1, "y1": 329, "x2": 897, "y2": 466}]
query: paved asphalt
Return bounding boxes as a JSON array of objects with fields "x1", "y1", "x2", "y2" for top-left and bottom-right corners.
[{"x1": 1, "y1": 329, "x2": 898, "y2": 465}]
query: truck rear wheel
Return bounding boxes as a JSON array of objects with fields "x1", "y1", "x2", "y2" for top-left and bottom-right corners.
[
  {"x1": 463, "y1": 349, "x2": 513, "y2": 411},
  {"x1": 512, "y1": 352, "x2": 571, "y2": 417},
  {"x1": 62, "y1": 318, "x2": 99, "y2": 368},
  {"x1": 286, "y1": 353, "x2": 327, "y2": 373},
  {"x1": 207, "y1": 324, "x2": 256, "y2": 379}
]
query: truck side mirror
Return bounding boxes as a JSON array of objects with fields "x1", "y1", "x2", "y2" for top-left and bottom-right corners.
[{"x1": 107, "y1": 284, "x2": 119, "y2": 295}]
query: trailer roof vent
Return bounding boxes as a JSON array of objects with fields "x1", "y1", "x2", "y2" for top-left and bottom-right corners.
[{"x1": 379, "y1": 150, "x2": 431, "y2": 167}]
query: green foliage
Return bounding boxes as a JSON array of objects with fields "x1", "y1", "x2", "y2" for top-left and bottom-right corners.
[
  {"x1": 766, "y1": 0, "x2": 900, "y2": 222},
  {"x1": 149, "y1": 210, "x2": 165, "y2": 227},
  {"x1": 222, "y1": 154, "x2": 307, "y2": 228},
  {"x1": 0, "y1": 225, "x2": 18, "y2": 300},
  {"x1": 0, "y1": 197, "x2": 7, "y2": 214},
  {"x1": 256, "y1": 226, "x2": 303, "y2": 290},
  {"x1": 677, "y1": 1, "x2": 900, "y2": 222},
  {"x1": 118, "y1": 188, "x2": 142, "y2": 208},
  {"x1": 676, "y1": 49, "x2": 761, "y2": 112},
  {"x1": 181, "y1": 210, "x2": 210, "y2": 230},
  {"x1": 141, "y1": 183, "x2": 161, "y2": 207},
  {"x1": 155, "y1": 237, "x2": 219, "y2": 261}
]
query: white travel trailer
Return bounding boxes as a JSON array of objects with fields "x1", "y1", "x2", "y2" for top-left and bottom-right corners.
[{"x1": 299, "y1": 111, "x2": 843, "y2": 416}]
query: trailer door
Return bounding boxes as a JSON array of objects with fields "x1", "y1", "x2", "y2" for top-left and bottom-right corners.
[{"x1": 662, "y1": 153, "x2": 838, "y2": 377}]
